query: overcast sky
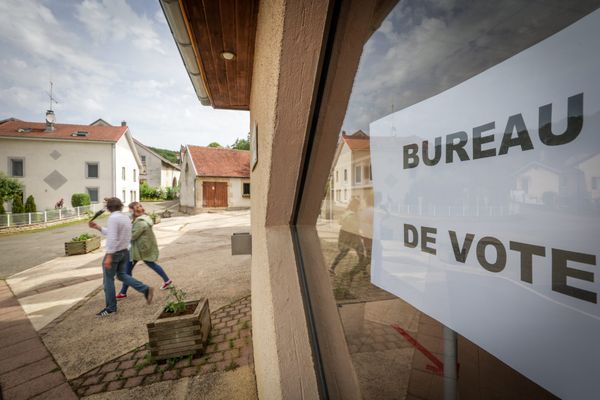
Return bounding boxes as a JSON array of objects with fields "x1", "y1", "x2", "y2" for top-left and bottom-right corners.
[{"x1": 0, "y1": 0, "x2": 250, "y2": 150}]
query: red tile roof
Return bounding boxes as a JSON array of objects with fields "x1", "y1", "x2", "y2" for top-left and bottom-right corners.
[
  {"x1": 0, "y1": 120, "x2": 127, "y2": 142},
  {"x1": 342, "y1": 132, "x2": 370, "y2": 151},
  {"x1": 188, "y1": 145, "x2": 250, "y2": 178}
]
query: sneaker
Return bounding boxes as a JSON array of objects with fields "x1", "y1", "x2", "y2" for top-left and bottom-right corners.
[
  {"x1": 116, "y1": 293, "x2": 127, "y2": 299},
  {"x1": 160, "y1": 279, "x2": 173, "y2": 290},
  {"x1": 145, "y1": 287, "x2": 154, "y2": 305},
  {"x1": 96, "y1": 308, "x2": 116, "y2": 317}
]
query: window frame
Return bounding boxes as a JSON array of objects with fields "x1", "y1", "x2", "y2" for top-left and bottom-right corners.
[
  {"x1": 9, "y1": 157, "x2": 24, "y2": 177},
  {"x1": 86, "y1": 187, "x2": 99, "y2": 203},
  {"x1": 85, "y1": 162, "x2": 99, "y2": 179}
]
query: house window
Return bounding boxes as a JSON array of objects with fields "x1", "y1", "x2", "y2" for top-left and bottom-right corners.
[
  {"x1": 86, "y1": 162, "x2": 99, "y2": 178},
  {"x1": 344, "y1": 169, "x2": 347, "y2": 182},
  {"x1": 364, "y1": 165, "x2": 370, "y2": 182},
  {"x1": 243, "y1": 182, "x2": 251, "y2": 197},
  {"x1": 335, "y1": 170, "x2": 339, "y2": 182},
  {"x1": 133, "y1": 169, "x2": 137, "y2": 182},
  {"x1": 343, "y1": 188, "x2": 347, "y2": 200},
  {"x1": 354, "y1": 165, "x2": 362, "y2": 184},
  {"x1": 141, "y1": 155, "x2": 146, "y2": 168},
  {"x1": 122, "y1": 167, "x2": 126, "y2": 180},
  {"x1": 592, "y1": 177, "x2": 600, "y2": 190},
  {"x1": 86, "y1": 187, "x2": 99, "y2": 203},
  {"x1": 9, "y1": 158, "x2": 24, "y2": 177},
  {"x1": 122, "y1": 190, "x2": 126, "y2": 203}
]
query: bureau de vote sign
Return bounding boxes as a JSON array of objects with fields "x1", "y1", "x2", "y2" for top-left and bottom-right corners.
[{"x1": 369, "y1": 10, "x2": 600, "y2": 400}]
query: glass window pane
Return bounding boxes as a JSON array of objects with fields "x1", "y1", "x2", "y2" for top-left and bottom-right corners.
[
  {"x1": 303, "y1": 1, "x2": 600, "y2": 399},
  {"x1": 11, "y1": 159, "x2": 23, "y2": 177},
  {"x1": 87, "y1": 163, "x2": 98, "y2": 178}
]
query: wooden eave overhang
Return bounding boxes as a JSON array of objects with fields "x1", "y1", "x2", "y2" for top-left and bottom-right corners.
[{"x1": 162, "y1": 0, "x2": 259, "y2": 110}]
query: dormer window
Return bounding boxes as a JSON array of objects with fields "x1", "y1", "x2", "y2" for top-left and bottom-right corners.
[
  {"x1": 72, "y1": 131, "x2": 89, "y2": 137},
  {"x1": 17, "y1": 128, "x2": 32, "y2": 133}
]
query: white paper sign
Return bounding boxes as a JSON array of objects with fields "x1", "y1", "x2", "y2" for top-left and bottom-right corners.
[{"x1": 370, "y1": 10, "x2": 600, "y2": 400}]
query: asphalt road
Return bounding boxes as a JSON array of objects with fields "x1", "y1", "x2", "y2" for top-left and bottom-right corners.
[
  {"x1": 0, "y1": 201, "x2": 179, "y2": 279},
  {"x1": 0, "y1": 217, "x2": 103, "y2": 279}
]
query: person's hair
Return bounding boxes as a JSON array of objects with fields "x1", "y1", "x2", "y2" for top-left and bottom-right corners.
[
  {"x1": 128, "y1": 201, "x2": 141, "y2": 210},
  {"x1": 106, "y1": 197, "x2": 124, "y2": 212}
]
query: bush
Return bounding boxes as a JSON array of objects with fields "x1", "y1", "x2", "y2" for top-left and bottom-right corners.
[
  {"x1": 24, "y1": 195, "x2": 37, "y2": 213},
  {"x1": 71, "y1": 193, "x2": 91, "y2": 207},
  {"x1": 164, "y1": 186, "x2": 179, "y2": 200},
  {"x1": 0, "y1": 172, "x2": 23, "y2": 200},
  {"x1": 12, "y1": 195, "x2": 24, "y2": 213},
  {"x1": 140, "y1": 182, "x2": 163, "y2": 200},
  {"x1": 0, "y1": 198, "x2": 5, "y2": 214}
]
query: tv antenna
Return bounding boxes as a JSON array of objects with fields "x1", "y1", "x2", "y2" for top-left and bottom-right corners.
[{"x1": 46, "y1": 81, "x2": 59, "y2": 111}]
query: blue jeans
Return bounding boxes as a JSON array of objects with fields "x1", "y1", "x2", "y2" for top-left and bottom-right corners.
[
  {"x1": 103, "y1": 249, "x2": 149, "y2": 312},
  {"x1": 119, "y1": 260, "x2": 170, "y2": 294}
]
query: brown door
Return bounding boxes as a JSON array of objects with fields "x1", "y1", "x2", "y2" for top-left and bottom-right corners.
[{"x1": 202, "y1": 181, "x2": 228, "y2": 207}]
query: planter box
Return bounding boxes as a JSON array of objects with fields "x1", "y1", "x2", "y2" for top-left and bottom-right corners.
[
  {"x1": 64, "y1": 236, "x2": 101, "y2": 256},
  {"x1": 147, "y1": 299, "x2": 211, "y2": 360}
]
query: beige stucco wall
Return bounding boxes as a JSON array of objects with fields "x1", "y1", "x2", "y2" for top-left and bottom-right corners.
[
  {"x1": 516, "y1": 166, "x2": 559, "y2": 204},
  {"x1": 248, "y1": 0, "x2": 336, "y2": 398},
  {"x1": 0, "y1": 137, "x2": 113, "y2": 209},
  {"x1": 179, "y1": 149, "x2": 196, "y2": 210}
]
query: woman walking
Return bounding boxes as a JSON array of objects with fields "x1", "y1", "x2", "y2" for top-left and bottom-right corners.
[{"x1": 116, "y1": 202, "x2": 172, "y2": 299}]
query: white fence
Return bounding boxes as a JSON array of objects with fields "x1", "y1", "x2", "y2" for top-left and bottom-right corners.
[{"x1": 0, "y1": 203, "x2": 103, "y2": 228}]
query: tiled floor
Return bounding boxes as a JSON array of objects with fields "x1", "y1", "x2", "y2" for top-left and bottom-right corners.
[
  {"x1": 70, "y1": 295, "x2": 253, "y2": 397},
  {"x1": 0, "y1": 281, "x2": 77, "y2": 400}
]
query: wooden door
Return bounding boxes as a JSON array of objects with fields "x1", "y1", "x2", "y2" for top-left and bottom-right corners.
[{"x1": 202, "y1": 181, "x2": 228, "y2": 207}]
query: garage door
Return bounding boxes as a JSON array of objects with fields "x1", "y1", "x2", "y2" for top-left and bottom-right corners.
[{"x1": 202, "y1": 181, "x2": 228, "y2": 208}]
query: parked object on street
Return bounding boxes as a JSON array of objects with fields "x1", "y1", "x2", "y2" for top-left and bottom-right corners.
[
  {"x1": 147, "y1": 287, "x2": 211, "y2": 360},
  {"x1": 65, "y1": 233, "x2": 101, "y2": 256}
]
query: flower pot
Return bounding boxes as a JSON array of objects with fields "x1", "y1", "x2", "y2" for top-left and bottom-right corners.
[
  {"x1": 64, "y1": 236, "x2": 101, "y2": 256},
  {"x1": 147, "y1": 298, "x2": 211, "y2": 360}
]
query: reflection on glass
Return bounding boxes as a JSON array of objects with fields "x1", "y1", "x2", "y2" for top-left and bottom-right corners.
[{"x1": 310, "y1": 0, "x2": 599, "y2": 399}]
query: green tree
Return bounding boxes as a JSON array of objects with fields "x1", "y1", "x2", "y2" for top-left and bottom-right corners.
[
  {"x1": 149, "y1": 147, "x2": 180, "y2": 164},
  {"x1": 0, "y1": 172, "x2": 23, "y2": 200},
  {"x1": 24, "y1": 195, "x2": 37, "y2": 213},
  {"x1": 0, "y1": 198, "x2": 5, "y2": 215},
  {"x1": 208, "y1": 142, "x2": 222, "y2": 148},
  {"x1": 231, "y1": 134, "x2": 250, "y2": 150},
  {"x1": 12, "y1": 195, "x2": 24, "y2": 214}
]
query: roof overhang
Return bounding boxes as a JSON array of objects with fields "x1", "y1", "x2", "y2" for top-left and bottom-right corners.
[{"x1": 160, "y1": 0, "x2": 259, "y2": 110}]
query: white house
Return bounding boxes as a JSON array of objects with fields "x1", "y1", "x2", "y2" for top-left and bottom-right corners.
[
  {"x1": 133, "y1": 139, "x2": 180, "y2": 189},
  {"x1": 0, "y1": 117, "x2": 142, "y2": 210},
  {"x1": 179, "y1": 145, "x2": 250, "y2": 213},
  {"x1": 331, "y1": 130, "x2": 372, "y2": 208}
]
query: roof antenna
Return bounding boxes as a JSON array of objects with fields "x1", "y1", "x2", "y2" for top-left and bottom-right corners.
[{"x1": 45, "y1": 81, "x2": 59, "y2": 132}]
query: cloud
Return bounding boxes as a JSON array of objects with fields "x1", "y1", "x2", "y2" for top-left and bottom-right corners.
[
  {"x1": 0, "y1": 0, "x2": 250, "y2": 149},
  {"x1": 76, "y1": 0, "x2": 166, "y2": 54}
]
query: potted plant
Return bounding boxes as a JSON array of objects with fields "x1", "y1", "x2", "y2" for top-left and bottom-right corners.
[
  {"x1": 147, "y1": 286, "x2": 211, "y2": 361},
  {"x1": 65, "y1": 233, "x2": 101, "y2": 256},
  {"x1": 149, "y1": 211, "x2": 161, "y2": 225}
]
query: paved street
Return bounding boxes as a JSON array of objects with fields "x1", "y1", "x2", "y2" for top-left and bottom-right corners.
[{"x1": 0, "y1": 208, "x2": 255, "y2": 399}]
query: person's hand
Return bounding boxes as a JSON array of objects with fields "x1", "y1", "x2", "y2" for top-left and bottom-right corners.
[
  {"x1": 103, "y1": 254, "x2": 112, "y2": 269},
  {"x1": 89, "y1": 221, "x2": 99, "y2": 230}
]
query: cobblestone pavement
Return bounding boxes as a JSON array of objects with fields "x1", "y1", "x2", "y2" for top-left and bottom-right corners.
[
  {"x1": 70, "y1": 296, "x2": 253, "y2": 397},
  {"x1": 0, "y1": 281, "x2": 77, "y2": 400}
]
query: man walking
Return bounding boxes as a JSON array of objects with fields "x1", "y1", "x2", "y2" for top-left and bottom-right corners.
[{"x1": 89, "y1": 197, "x2": 153, "y2": 316}]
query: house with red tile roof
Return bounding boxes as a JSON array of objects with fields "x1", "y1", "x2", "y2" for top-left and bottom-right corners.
[
  {"x1": 0, "y1": 116, "x2": 142, "y2": 210},
  {"x1": 179, "y1": 144, "x2": 250, "y2": 212},
  {"x1": 329, "y1": 130, "x2": 373, "y2": 209}
]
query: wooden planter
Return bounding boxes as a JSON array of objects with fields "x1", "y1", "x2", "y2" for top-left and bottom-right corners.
[
  {"x1": 64, "y1": 236, "x2": 101, "y2": 256},
  {"x1": 147, "y1": 299, "x2": 211, "y2": 360}
]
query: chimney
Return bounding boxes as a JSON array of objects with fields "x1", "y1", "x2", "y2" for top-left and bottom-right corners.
[
  {"x1": 121, "y1": 121, "x2": 126, "y2": 126},
  {"x1": 45, "y1": 110, "x2": 56, "y2": 132}
]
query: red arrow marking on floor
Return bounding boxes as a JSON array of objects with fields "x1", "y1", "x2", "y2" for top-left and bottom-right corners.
[{"x1": 391, "y1": 324, "x2": 444, "y2": 376}]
